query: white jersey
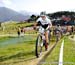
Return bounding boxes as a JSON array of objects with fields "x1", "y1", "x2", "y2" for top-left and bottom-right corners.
[
  {"x1": 36, "y1": 16, "x2": 52, "y2": 25},
  {"x1": 36, "y1": 16, "x2": 52, "y2": 34}
]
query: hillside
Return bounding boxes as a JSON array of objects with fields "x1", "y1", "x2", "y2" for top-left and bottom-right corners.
[{"x1": 0, "y1": 7, "x2": 30, "y2": 22}]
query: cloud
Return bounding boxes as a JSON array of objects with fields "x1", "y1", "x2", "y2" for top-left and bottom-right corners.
[
  {"x1": 2, "y1": 0, "x2": 12, "y2": 5},
  {"x1": 0, "y1": 0, "x2": 75, "y2": 13},
  {"x1": 20, "y1": 0, "x2": 75, "y2": 12}
]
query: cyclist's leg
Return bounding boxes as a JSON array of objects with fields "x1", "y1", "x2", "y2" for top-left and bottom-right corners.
[
  {"x1": 56, "y1": 32, "x2": 60, "y2": 42},
  {"x1": 44, "y1": 31, "x2": 49, "y2": 50},
  {"x1": 45, "y1": 31, "x2": 49, "y2": 43}
]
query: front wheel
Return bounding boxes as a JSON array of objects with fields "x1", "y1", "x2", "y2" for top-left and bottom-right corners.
[{"x1": 35, "y1": 35, "x2": 43, "y2": 58}]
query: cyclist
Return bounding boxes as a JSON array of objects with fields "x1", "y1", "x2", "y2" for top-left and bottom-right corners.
[
  {"x1": 34, "y1": 11, "x2": 52, "y2": 50},
  {"x1": 54, "y1": 24, "x2": 62, "y2": 42},
  {"x1": 17, "y1": 26, "x2": 21, "y2": 37}
]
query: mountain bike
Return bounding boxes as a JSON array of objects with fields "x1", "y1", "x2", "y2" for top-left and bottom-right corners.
[{"x1": 35, "y1": 28, "x2": 51, "y2": 58}]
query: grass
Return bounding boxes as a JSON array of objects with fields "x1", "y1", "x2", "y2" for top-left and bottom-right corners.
[
  {"x1": 2, "y1": 21, "x2": 34, "y2": 28},
  {"x1": 0, "y1": 22, "x2": 34, "y2": 34},
  {"x1": 40, "y1": 36, "x2": 75, "y2": 65},
  {"x1": 0, "y1": 35, "x2": 37, "y2": 64},
  {"x1": 0, "y1": 34, "x2": 57, "y2": 65},
  {"x1": 0, "y1": 37, "x2": 10, "y2": 42},
  {"x1": 0, "y1": 42, "x2": 35, "y2": 64},
  {"x1": 0, "y1": 41, "x2": 35, "y2": 60},
  {"x1": 63, "y1": 37, "x2": 75, "y2": 65}
]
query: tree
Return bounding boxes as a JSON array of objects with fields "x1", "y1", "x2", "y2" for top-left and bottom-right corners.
[
  {"x1": 30, "y1": 14, "x2": 36, "y2": 21},
  {"x1": 0, "y1": 22, "x2": 1, "y2": 27}
]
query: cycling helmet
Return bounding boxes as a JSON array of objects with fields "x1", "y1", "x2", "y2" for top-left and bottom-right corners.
[{"x1": 40, "y1": 11, "x2": 46, "y2": 16}]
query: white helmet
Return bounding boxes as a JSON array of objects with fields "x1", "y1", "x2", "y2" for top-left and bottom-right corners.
[{"x1": 40, "y1": 11, "x2": 46, "y2": 16}]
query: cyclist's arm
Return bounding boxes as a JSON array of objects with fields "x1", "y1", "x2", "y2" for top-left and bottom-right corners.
[
  {"x1": 33, "y1": 22, "x2": 37, "y2": 30},
  {"x1": 34, "y1": 18, "x2": 41, "y2": 30},
  {"x1": 49, "y1": 19, "x2": 52, "y2": 28},
  {"x1": 46, "y1": 19, "x2": 52, "y2": 30},
  {"x1": 49, "y1": 23, "x2": 52, "y2": 29}
]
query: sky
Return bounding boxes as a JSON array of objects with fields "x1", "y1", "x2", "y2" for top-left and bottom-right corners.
[{"x1": 0, "y1": 0, "x2": 75, "y2": 14}]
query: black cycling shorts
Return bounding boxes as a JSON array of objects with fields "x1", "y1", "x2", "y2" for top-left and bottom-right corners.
[
  {"x1": 37, "y1": 21, "x2": 48, "y2": 29},
  {"x1": 41, "y1": 24, "x2": 48, "y2": 29}
]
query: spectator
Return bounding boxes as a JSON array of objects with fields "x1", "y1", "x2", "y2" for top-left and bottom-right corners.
[
  {"x1": 21, "y1": 27, "x2": 25, "y2": 36},
  {"x1": 17, "y1": 26, "x2": 21, "y2": 37}
]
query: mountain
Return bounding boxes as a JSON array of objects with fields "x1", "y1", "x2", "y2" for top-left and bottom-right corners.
[
  {"x1": 20, "y1": 10, "x2": 39, "y2": 16},
  {"x1": 0, "y1": 7, "x2": 30, "y2": 22},
  {"x1": 20, "y1": 11, "x2": 31, "y2": 16}
]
